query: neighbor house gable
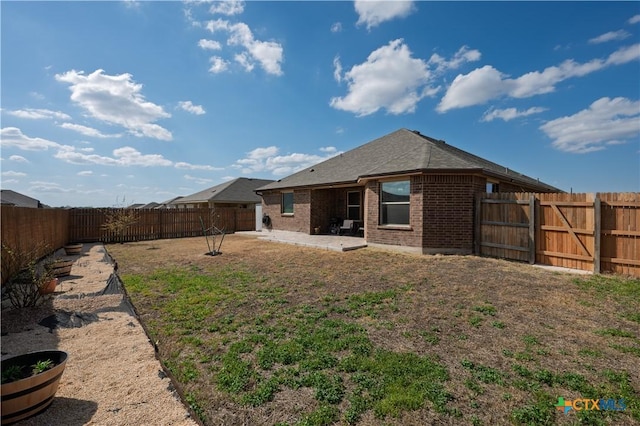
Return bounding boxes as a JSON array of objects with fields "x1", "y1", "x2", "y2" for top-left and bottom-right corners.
[{"x1": 174, "y1": 177, "x2": 275, "y2": 207}]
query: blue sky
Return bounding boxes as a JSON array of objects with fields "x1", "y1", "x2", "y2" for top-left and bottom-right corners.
[{"x1": 1, "y1": 1, "x2": 639, "y2": 207}]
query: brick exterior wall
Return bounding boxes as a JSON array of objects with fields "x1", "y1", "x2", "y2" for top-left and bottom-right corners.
[
  {"x1": 420, "y1": 174, "x2": 485, "y2": 252},
  {"x1": 262, "y1": 173, "x2": 551, "y2": 254},
  {"x1": 365, "y1": 179, "x2": 423, "y2": 249},
  {"x1": 366, "y1": 174, "x2": 486, "y2": 254},
  {"x1": 261, "y1": 189, "x2": 311, "y2": 233}
]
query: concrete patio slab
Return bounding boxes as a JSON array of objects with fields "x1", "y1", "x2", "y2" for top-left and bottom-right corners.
[{"x1": 239, "y1": 230, "x2": 367, "y2": 252}]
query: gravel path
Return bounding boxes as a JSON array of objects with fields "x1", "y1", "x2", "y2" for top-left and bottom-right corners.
[{"x1": 1, "y1": 243, "x2": 199, "y2": 426}]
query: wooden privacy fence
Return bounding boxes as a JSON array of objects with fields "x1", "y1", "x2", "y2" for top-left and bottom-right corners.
[
  {"x1": 69, "y1": 207, "x2": 256, "y2": 243},
  {"x1": 476, "y1": 192, "x2": 639, "y2": 276},
  {"x1": 1, "y1": 206, "x2": 255, "y2": 283},
  {"x1": 1, "y1": 207, "x2": 70, "y2": 283}
]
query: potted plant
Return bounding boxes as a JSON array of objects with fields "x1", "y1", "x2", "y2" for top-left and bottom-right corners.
[
  {"x1": 39, "y1": 277, "x2": 58, "y2": 295},
  {"x1": 1, "y1": 350, "x2": 68, "y2": 424},
  {"x1": 63, "y1": 243, "x2": 83, "y2": 255}
]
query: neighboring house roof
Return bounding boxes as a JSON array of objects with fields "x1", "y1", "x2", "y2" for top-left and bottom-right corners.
[
  {"x1": 139, "y1": 202, "x2": 160, "y2": 209},
  {"x1": 159, "y1": 196, "x2": 183, "y2": 206},
  {"x1": 258, "y1": 129, "x2": 560, "y2": 192},
  {"x1": 174, "y1": 177, "x2": 275, "y2": 205},
  {"x1": 126, "y1": 203, "x2": 144, "y2": 209},
  {"x1": 0, "y1": 190, "x2": 41, "y2": 208}
]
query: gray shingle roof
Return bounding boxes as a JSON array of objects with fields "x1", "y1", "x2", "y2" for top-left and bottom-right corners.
[
  {"x1": 176, "y1": 177, "x2": 275, "y2": 204},
  {"x1": 257, "y1": 129, "x2": 560, "y2": 192},
  {"x1": 0, "y1": 190, "x2": 41, "y2": 208}
]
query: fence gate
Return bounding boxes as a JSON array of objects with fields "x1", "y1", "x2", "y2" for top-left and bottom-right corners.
[
  {"x1": 536, "y1": 193, "x2": 596, "y2": 272},
  {"x1": 476, "y1": 192, "x2": 639, "y2": 276},
  {"x1": 475, "y1": 193, "x2": 535, "y2": 264}
]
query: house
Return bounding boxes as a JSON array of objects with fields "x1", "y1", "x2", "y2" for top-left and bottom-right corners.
[
  {"x1": 171, "y1": 177, "x2": 274, "y2": 209},
  {"x1": 157, "y1": 196, "x2": 184, "y2": 209},
  {"x1": 139, "y1": 202, "x2": 160, "y2": 209},
  {"x1": 256, "y1": 128, "x2": 560, "y2": 255},
  {"x1": 0, "y1": 190, "x2": 42, "y2": 208}
]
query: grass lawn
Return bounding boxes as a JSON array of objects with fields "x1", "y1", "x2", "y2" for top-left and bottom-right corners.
[{"x1": 107, "y1": 235, "x2": 640, "y2": 426}]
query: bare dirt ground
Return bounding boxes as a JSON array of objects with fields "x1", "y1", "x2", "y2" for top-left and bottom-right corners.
[
  {"x1": 1, "y1": 243, "x2": 198, "y2": 426},
  {"x1": 105, "y1": 235, "x2": 640, "y2": 425},
  {"x1": 3, "y1": 235, "x2": 637, "y2": 425}
]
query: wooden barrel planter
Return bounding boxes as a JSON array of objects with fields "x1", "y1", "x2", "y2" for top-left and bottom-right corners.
[
  {"x1": 1, "y1": 350, "x2": 68, "y2": 425},
  {"x1": 63, "y1": 243, "x2": 83, "y2": 256},
  {"x1": 46, "y1": 260, "x2": 73, "y2": 278}
]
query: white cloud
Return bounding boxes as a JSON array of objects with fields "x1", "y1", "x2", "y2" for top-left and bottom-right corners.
[
  {"x1": 206, "y1": 19, "x2": 284, "y2": 76},
  {"x1": 59, "y1": 122, "x2": 121, "y2": 138},
  {"x1": 3, "y1": 179, "x2": 19, "y2": 184},
  {"x1": 209, "y1": 56, "x2": 229, "y2": 73},
  {"x1": 333, "y1": 56, "x2": 343, "y2": 83},
  {"x1": 5, "y1": 108, "x2": 71, "y2": 120},
  {"x1": 209, "y1": 0, "x2": 244, "y2": 16},
  {"x1": 2, "y1": 171, "x2": 26, "y2": 177},
  {"x1": 589, "y1": 30, "x2": 631, "y2": 44},
  {"x1": 1, "y1": 127, "x2": 62, "y2": 151},
  {"x1": 320, "y1": 146, "x2": 337, "y2": 153},
  {"x1": 9, "y1": 155, "x2": 29, "y2": 163},
  {"x1": 331, "y1": 22, "x2": 342, "y2": 33},
  {"x1": 605, "y1": 43, "x2": 640, "y2": 65},
  {"x1": 184, "y1": 174, "x2": 214, "y2": 184},
  {"x1": 174, "y1": 161, "x2": 221, "y2": 171},
  {"x1": 330, "y1": 39, "x2": 433, "y2": 116},
  {"x1": 540, "y1": 97, "x2": 640, "y2": 153},
  {"x1": 428, "y1": 46, "x2": 481, "y2": 73},
  {"x1": 481, "y1": 106, "x2": 547, "y2": 122},
  {"x1": 54, "y1": 146, "x2": 173, "y2": 167},
  {"x1": 234, "y1": 52, "x2": 255, "y2": 72},
  {"x1": 628, "y1": 15, "x2": 640, "y2": 25},
  {"x1": 178, "y1": 101, "x2": 206, "y2": 115},
  {"x1": 55, "y1": 69, "x2": 172, "y2": 141},
  {"x1": 29, "y1": 92, "x2": 45, "y2": 100},
  {"x1": 355, "y1": 0, "x2": 415, "y2": 30},
  {"x1": 233, "y1": 146, "x2": 341, "y2": 176},
  {"x1": 78, "y1": 170, "x2": 93, "y2": 176},
  {"x1": 123, "y1": 0, "x2": 140, "y2": 9},
  {"x1": 198, "y1": 39, "x2": 222, "y2": 50},
  {"x1": 438, "y1": 44, "x2": 640, "y2": 112}
]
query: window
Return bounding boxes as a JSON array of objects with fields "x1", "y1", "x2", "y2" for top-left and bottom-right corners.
[
  {"x1": 486, "y1": 182, "x2": 499, "y2": 193},
  {"x1": 281, "y1": 192, "x2": 294, "y2": 214},
  {"x1": 380, "y1": 181, "x2": 410, "y2": 225},
  {"x1": 347, "y1": 191, "x2": 361, "y2": 220}
]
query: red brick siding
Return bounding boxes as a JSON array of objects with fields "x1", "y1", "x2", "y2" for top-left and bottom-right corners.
[
  {"x1": 261, "y1": 189, "x2": 311, "y2": 233},
  {"x1": 365, "y1": 174, "x2": 486, "y2": 252},
  {"x1": 365, "y1": 178, "x2": 423, "y2": 248},
  {"x1": 420, "y1": 175, "x2": 485, "y2": 251}
]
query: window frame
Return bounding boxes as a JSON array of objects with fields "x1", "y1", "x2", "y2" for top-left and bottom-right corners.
[
  {"x1": 346, "y1": 190, "x2": 361, "y2": 221},
  {"x1": 379, "y1": 180, "x2": 410, "y2": 226},
  {"x1": 486, "y1": 181, "x2": 500, "y2": 193},
  {"x1": 281, "y1": 191, "x2": 294, "y2": 215}
]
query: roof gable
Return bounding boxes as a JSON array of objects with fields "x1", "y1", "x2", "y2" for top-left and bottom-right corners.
[
  {"x1": 0, "y1": 190, "x2": 41, "y2": 208},
  {"x1": 176, "y1": 177, "x2": 275, "y2": 204},
  {"x1": 258, "y1": 129, "x2": 559, "y2": 191}
]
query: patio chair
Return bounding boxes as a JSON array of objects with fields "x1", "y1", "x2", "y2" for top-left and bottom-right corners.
[{"x1": 339, "y1": 219, "x2": 354, "y2": 235}]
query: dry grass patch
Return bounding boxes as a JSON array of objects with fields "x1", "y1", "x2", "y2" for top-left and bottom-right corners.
[{"x1": 108, "y1": 235, "x2": 640, "y2": 426}]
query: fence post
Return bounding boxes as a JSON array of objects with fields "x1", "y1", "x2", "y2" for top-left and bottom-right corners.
[
  {"x1": 474, "y1": 193, "x2": 482, "y2": 256},
  {"x1": 594, "y1": 194, "x2": 601, "y2": 274},
  {"x1": 529, "y1": 195, "x2": 536, "y2": 264}
]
